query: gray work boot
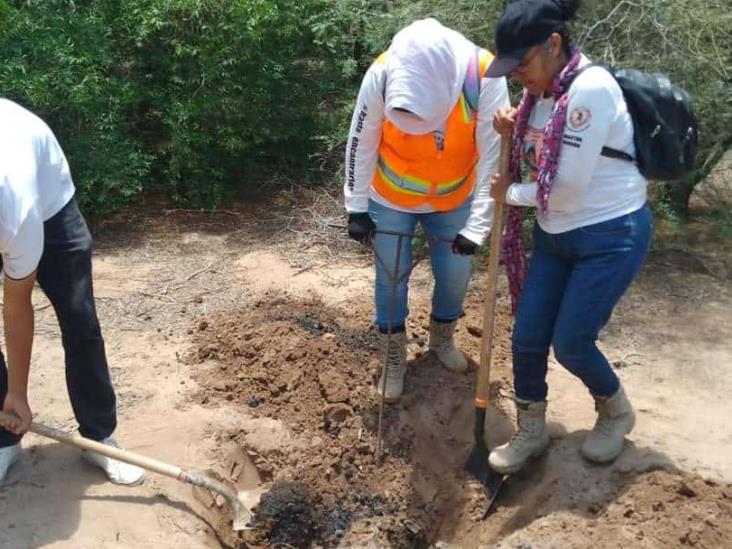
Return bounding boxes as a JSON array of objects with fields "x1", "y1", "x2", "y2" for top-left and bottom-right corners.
[
  {"x1": 582, "y1": 385, "x2": 635, "y2": 463},
  {"x1": 429, "y1": 319, "x2": 468, "y2": 372},
  {"x1": 489, "y1": 399, "x2": 550, "y2": 474},
  {"x1": 376, "y1": 331, "x2": 407, "y2": 403}
]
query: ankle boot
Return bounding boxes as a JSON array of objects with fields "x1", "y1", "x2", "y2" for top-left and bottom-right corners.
[
  {"x1": 582, "y1": 385, "x2": 635, "y2": 463},
  {"x1": 428, "y1": 319, "x2": 468, "y2": 372},
  {"x1": 489, "y1": 399, "x2": 550, "y2": 474},
  {"x1": 376, "y1": 331, "x2": 407, "y2": 403}
]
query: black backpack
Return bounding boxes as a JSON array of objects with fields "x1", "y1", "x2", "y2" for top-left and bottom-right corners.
[{"x1": 578, "y1": 64, "x2": 698, "y2": 181}]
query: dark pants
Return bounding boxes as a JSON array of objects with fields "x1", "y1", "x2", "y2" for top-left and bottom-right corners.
[
  {"x1": 0, "y1": 197, "x2": 116, "y2": 447},
  {"x1": 512, "y1": 204, "x2": 653, "y2": 402}
]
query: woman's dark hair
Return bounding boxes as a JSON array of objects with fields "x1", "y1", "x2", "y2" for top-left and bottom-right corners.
[
  {"x1": 558, "y1": 0, "x2": 581, "y2": 21},
  {"x1": 557, "y1": 0, "x2": 581, "y2": 56}
]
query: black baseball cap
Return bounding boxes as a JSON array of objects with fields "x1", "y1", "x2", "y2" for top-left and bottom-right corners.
[{"x1": 486, "y1": 0, "x2": 566, "y2": 77}]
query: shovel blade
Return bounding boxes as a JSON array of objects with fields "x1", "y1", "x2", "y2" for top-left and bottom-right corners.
[
  {"x1": 231, "y1": 486, "x2": 266, "y2": 531},
  {"x1": 232, "y1": 510, "x2": 252, "y2": 532},
  {"x1": 464, "y1": 444, "x2": 505, "y2": 516}
]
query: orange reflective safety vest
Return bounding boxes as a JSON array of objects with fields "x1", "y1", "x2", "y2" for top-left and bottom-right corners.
[{"x1": 373, "y1": 48, "x2": 494, "y2": 212}]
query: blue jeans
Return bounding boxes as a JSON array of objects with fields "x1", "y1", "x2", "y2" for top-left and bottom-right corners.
[
  {"x1": 513, "y1": 204, "x2": 653, "y2": 401},
  {"x1": 368, "y1": 199, "x2": 472, "y2": 332},
  {"x1": 0, "y1": 198, "x2": 117, "y2": 448}
]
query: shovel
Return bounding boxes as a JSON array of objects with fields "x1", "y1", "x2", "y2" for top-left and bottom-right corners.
[
  {"x1": 463, "y1": 134, "x2": 511, "y2": 515},
  {"x1": 0, "y1": 411, "x2": 255, "y2": 531}
]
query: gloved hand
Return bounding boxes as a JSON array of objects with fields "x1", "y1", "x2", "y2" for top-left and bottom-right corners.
[
  {"x1": 347, "y1": 212, "x2": 376, "y2": 245},
  {"x1": 452, "y1": 233, "x2": 478, "y2": 255}
]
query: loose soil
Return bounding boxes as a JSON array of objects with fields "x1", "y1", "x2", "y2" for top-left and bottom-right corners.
[{"x1": 190, "y1": 288, "x2": 732, "y2": 549}]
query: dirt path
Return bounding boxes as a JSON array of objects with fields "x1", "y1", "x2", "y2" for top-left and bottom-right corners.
[{"x1": 1, "y1": 201, "x2": 730, "y2": 548}]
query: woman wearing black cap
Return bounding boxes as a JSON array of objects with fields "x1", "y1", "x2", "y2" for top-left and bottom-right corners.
[{"x1": 484, "y1": 0, "x2": 653, "y2": 474}]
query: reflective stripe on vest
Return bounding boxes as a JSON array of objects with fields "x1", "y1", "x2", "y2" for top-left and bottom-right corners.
[
  {"x1": 372, "y1": 48, "x2": 493, "y2": 212},
  {"x1": 377, "y1": 157, "x2": 470, "y2": 197}
]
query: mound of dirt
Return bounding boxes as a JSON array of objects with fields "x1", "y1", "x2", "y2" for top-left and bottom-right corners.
[
  {"x1": 189, "y1": 291, "x2": 513, "y2": 547},
  {"x1": 189, "y1": 291, "x2": 732, "y2": 548},
  {"x1": 495, "y1": 470, "x2": 732, "y2": 548}
]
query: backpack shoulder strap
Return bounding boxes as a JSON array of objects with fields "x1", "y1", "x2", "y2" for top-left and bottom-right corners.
[
  {"x1": 462, "y1": 48, "x2": 494, "y2": 115},
  {"x1": 374, "y1": 52, "x2": 388, "y2": 100},
  {"x1": 478, "y1": 49, "x2": 493, "y2": 79},
  {"x1": 570, "y1": 62, "x2": 635, "y2": 163}
]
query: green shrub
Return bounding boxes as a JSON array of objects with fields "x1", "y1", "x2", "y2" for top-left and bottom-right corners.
[
  {"x1": 0, "y1": 0, "x2": 326, "y2": 212},
  {"x1": 0, "y1": 1, "x2": 152, "y2": 212},
  {"x1": 121, "y1": 0, "x2": 325, "y2": 207}
]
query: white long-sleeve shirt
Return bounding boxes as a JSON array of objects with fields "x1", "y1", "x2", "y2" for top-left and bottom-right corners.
[
  {"x1": 343, "y1": 57, "x2": 510, "y2": 245},
  {"x1": 506, "y1": 56, "x2": 647, "y2": 233}
]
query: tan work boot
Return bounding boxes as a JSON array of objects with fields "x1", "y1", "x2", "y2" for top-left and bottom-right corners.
[
  {"x1": 429, "y1": 319, "x2": 468, "y2": 372},
  {"x1": 376, "y1": 331, "x2": 407, "y2": 403},
  {"x1": 582, "y1": 385, "x2": 635, "y2": 463},
  {"x1": 489, "y1": 399, "x2": 550, "y2": 474}
]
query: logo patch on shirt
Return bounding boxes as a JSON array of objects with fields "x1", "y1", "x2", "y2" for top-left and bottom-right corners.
[{"x1": 568, "y1": 107, "x2": 592, "y2": 132}]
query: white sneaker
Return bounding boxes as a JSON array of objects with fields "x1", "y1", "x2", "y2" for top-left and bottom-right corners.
[
  {"x1": 0, "y1": 443, "x2": 21, "y2": 485},
  {"x1": 83, "y1": 437, "x2": 146, "y2": 486}
]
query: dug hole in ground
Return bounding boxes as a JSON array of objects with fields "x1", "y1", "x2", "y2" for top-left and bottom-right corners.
[{"x1": 1, "y1": 189, "x2": 731, "y2": 549}]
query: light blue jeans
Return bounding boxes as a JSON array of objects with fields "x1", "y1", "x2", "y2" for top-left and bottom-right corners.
[{"x1": 368, "y1": 199, "x2": 472, "y2": 332}]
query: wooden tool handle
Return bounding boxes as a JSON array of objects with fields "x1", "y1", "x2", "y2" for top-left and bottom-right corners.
[
  {"x1": 476, "y1": 135, "x2": 511, "y2": 407},
  {"x1": 0, "y1": 411, "x2": 186, "y2": 481}
]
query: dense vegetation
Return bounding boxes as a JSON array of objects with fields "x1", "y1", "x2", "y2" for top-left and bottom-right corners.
[{"x1": 1, "y1": 0, "x2": 729, "y2": 214}]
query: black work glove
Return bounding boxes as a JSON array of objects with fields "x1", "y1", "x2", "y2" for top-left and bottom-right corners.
[
  {"x1": 347, "y1": 212, "x2": 376, "y2": 245},
  {"x1": 452, "y1": 233, "x2": 478, "y2": 255}
]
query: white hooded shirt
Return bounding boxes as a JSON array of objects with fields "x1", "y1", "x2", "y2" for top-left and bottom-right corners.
[{"x1": 343, "y1": 19, "x2": 510, "y2": 245}]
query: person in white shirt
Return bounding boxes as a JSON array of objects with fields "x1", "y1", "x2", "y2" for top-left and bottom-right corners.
[
  {"x1": 343, "y1": 19, "x2": 508, "y2": 402},
  {"x1": 0, "y1": 99, "x2": 145, "y2": 486},
  {"x1": 485, "y1": 0, "x2": 653, "y2": 474}
]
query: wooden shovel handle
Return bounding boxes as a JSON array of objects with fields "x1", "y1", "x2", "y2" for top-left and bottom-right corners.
[
  {"x1": 476, "y1": 135, "x2": 511, "y2": 407},
  {"x1": 0, "y1": 411, "x2": 185, "y2": 481}
]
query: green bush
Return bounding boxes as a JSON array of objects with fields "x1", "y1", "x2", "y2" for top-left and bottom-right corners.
[
  {"x1": 0, "y1": 1, "x2": 152, "y2": 213},
  {"x1": 0, "y1": 0, "x2": 327, "y2": 212},
  {"x1": 120, "y1": 0, "x2": 325, "y2": 207}
]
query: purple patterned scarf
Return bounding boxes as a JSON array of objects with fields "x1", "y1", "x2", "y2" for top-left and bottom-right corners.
[{"x1": 501, "y1": 48, "x2": 583, "y2": 314}]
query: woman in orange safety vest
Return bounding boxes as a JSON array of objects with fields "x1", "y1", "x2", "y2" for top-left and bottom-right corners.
[{"x1": 344, "y1": 18, "x2": 509, "y2": 402}]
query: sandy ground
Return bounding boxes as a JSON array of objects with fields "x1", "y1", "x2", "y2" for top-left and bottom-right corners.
[{"x1": 1, "y1": 200, "x2": 731, "y2": 548}]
